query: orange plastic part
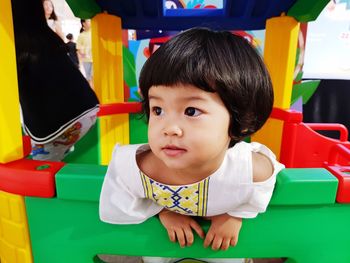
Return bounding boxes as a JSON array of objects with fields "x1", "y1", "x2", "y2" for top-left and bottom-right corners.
[
  {"x1": 97, "y1": 102, "x2": 142, "y2": 116},
  {"x1": 0, "y1": 159, "x2": 65, "y2": 197},
  {"x1": 22, "y1": 135, "x2": 32, "y2": 157}
]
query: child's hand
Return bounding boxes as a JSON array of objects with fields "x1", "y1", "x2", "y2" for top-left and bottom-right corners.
[
  {"x1": 203, "y1": 214, "x2": 242, "y2": 251},
  {"x1": 158, "y1": 210, "x2": 205, "y2": 248}
]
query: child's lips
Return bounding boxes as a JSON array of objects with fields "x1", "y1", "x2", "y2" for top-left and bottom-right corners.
[{"x1": 162, "y1": 145, "x2": 187, "y2": 157}]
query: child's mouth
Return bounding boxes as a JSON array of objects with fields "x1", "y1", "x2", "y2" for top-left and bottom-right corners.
[{"x1": 162, "y1": 145, "x2": 187, "y2": 157}]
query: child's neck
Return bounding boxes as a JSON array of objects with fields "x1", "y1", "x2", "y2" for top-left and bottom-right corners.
[{"x1": 138, "y1": 150, "x2": 222, "y2": 185}]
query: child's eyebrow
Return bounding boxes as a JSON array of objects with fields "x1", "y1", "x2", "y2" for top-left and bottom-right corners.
[
  {"x1": 149, "y1": 95, "x2": 208, "y2": 102},
  {"x1": 149, "y1": 95, "x2": 162, "y2": 100},
  {"x1": 181, "y1": 96, "x2": 208, "y2": 102}
]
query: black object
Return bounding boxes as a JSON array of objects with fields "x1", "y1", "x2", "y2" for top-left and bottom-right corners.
[
  {"x1": 11, "y1": 0, "x2": 99, "y2": 143},
  {"x1": 303, "y1": 79, "x2": 350, "y2": 139}
]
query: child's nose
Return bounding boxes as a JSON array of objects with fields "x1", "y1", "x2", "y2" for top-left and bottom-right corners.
[{"x1": 163, "y1": 123, "x2": 183, "y2": 137}]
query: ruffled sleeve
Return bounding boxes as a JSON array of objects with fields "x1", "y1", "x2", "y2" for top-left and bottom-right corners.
[
  {"x1": 99, "y1": 144, "x2": 163, "y2": 224},
  {"x1": 227, "y1": 142, "x2": 284, "y2": 219}
]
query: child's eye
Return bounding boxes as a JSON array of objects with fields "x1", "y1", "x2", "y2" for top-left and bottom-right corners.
[
  {"x1": 184, "y1": 107, "x2": 202, "y2": 117},
  {"x1": 151, "y1": 106, "x2": 163, "y2": 116}
]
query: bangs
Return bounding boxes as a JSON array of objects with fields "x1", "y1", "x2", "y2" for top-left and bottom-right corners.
[
  {"x1": 139, "y1": 30, "x2": 224, "y2": 94},
  {"x1": 142, "y1": 56, "x2": 216, "y2": 93}
]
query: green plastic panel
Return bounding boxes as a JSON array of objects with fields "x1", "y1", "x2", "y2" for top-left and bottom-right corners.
[
  {"x1": 287, "y1": 0, "x2": 329, "y2": 22},
  {"x1": 123, "y1": 46, "x2": 137, "y2": 88},
  {"x1": 129, "y1": 113, "x2": 148, "y2": 144},
  {"x1": 25, "y1": 196, "x2": 350, "y2": 263},
  {"x1": 56, "y1": 165, "x2": 338, "y2": 207},
  {"x1": 270, "y1": 168, "x2": 338, "y2": 205},
  {"x1": 65, "y1": 0, "x2": 101, "y2": 19},
  {"x1": 56, "y1": 163, "x2": 107, "y2": 202}
]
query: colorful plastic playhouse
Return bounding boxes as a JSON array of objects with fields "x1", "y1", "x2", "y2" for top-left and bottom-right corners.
[{"x1": 1, "y1": 0, "x2": 350, "y2": 262}]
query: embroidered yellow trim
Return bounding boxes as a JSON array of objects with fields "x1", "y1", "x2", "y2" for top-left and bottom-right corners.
[{"x1": 140, "y1": 171, "x2": 209, "y2": 216}]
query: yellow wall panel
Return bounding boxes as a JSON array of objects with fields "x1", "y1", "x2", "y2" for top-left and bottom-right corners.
[
  {"x1": 0, "y1": 191, "x2": 33, "y2": 263},
  {"x1": 92, "y1": 14, "x2": 130, "y2": 163},
  {"x1": 0, "y1": 194, "x2": 11, "y2": 218},
  {"x1": 92, "y1": 14, "x2": 124, "y2": 104},
  {"x1": 0, "y1": 0, "x2": 23, "y2": 163},
  {"x1": 2, "y1": 219, "x2": 26, "y2": 247},
  {"x1": 16, "y1": 249, "x2": 33, "y2": 263},
  {"x1": 264, "y1": 16, "x2": 300, "y2": 109},
  {"x1": 9, "y1": 197, "x2": 25, "y2": 223},
  {"x1": 255, "y1": 16, "x2": 300, "y2": 157},
  {"x1": 0, "y1": 238, "x2": 17, "y2": 263},
  {"x1": 99, "y1": 114, "x2": 130, "y2": 165}
]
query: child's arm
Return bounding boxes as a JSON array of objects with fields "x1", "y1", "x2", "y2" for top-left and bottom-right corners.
[
  {"x1": 203, "y1": 214, "x2": 242, "y2": 250},
  {"x1": 252, "y1": 151, "x2": 274, "y2": 182},
  {"x1": 158, "y1": 209, "x2": 205, "y2": 247},
  {"x1": 202, "y1": 146, "x2": 277, "y2": 250}
]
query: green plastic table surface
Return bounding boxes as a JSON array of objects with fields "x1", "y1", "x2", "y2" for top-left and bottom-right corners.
[{"x1": 25, "y1": 166, "x2": 350, "y2": 263}]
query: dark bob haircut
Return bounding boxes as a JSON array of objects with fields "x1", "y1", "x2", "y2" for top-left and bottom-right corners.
[{"x1": 139, "y1": 27, "x2": 273, "y2": 145}]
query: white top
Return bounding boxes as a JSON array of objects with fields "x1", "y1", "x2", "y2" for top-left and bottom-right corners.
[
  {"x1": 99, "y1": 142, "x2": 284, "y2": 224},
  {"x1": 46, "y1": 19, "x2": 60, "y2": 33}
]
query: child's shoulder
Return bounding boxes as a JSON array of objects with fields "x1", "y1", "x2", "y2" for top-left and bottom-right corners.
[
  {"x1": 113, "y1": 143, "x2": 147, "y2": 153},
  {"x1": 251, "y1": 151, "x2": 274, "y2": 182},
  {"x1": 105, "y1": 144, "x2": 148, "y2": 184},
  {"x1": 111, "y1": 143, "x2": 148, "y2": 163},
  {"x1": 228, "y1": 141, "x2": 283, "y2": 183},
  {"x1": 112, "y1": 144, "x2": 159, "y2": 175}
]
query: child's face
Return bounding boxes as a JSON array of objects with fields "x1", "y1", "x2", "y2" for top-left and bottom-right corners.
[{"x1": 148, "y1": 84, "x2": 231, "y2": 175}]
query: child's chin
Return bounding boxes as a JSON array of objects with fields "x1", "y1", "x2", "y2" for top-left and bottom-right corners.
[{"x1": 162, "y1": 159, "x2": 189, "y2": 170}]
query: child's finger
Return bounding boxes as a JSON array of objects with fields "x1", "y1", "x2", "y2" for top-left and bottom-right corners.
[
  {"x1": 166, "y1": 229, "x2": 176, "y2": 243},
  {"x1": 211, "y1": 236, "x2": 223, "y2": 251},
  {"x1": 203, "y1": 232, "x2": 214, "y2": 248},
  {"x1": 220, "y1": 238, "x2": 231, "y2": 251},
  {"x1": 175, "y1": 229, "x2": 186, "y2": 248},
  {"x1": 183, "y1": 227, "x2": 194, "y2": 246},
  {"x1": 190, "y1": 220, "x2": 205, "y2": 239},
  {"x1": 230, "y1": 236, "x2": 238, "y2": 247}
]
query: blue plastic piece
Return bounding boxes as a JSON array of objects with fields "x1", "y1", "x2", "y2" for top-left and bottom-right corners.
[{"x1": 97, "y1": 0, "x2": 296, "y2": 30}]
